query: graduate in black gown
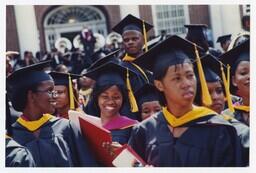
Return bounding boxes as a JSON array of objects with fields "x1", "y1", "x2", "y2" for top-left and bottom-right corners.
[
  {"x1": 194, "y1": 53, "x2": 249, "y2": 166},
  {"x1": 220, "y1": 39, "x2": 250, "y2": 127},
  {"x1": 6, "y1": 61, "x2": 97, "y2": 167},
  {"x1": 84, "y1": 62, "x2": 138, "y2": 145},
  {"x1": 112, "y1": 14, "x2": 154, "y2": 87},
  {"x1": 129, "y1": 35, "x2": 243, "y2": 167},
  {"x1": 111, "y1": 14, "x2": 154, "y2": 120},
  {"x1": 6, "y1": 95, "x2": 35, "y2": 167}
]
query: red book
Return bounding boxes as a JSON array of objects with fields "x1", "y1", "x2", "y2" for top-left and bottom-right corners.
[{"x1": 68, "y1": 110, "x2": 146, "y2": 167}]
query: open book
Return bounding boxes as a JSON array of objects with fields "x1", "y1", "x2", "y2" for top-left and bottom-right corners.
[{"x1": 68, "y1": 110, "x2": 146, "y2": 167}]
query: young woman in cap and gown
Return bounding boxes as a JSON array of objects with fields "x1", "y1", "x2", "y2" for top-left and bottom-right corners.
[
  {"x1": 220, "y1": 39, "x2": 250, "y2": 126},
  {"x1": 6, "y1": 61, "x2": 98, "y2": 167},
  {"x1": 84, "y1": 62, "x2": 138, "y2": 145},
  {"x1": 128, "y1": 35, "x2": 243, "y2": 167},
  {"x1": 194, "y1": 53, "x2": 249, "y2": 166}
]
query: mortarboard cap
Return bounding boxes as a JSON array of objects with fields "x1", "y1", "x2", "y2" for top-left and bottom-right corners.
[
  {"x1": 87, "y1": 49, "x2": 121, "y2": 72},
  {"x1": 216, "y1": 34, "x2": 231, "y2": 44},
  {"x1": 134, "y1": 35, "x2": 203, "y2": 73},
  {"x1": 135, "y1": 84, "x2": 160, "y2": 108},
  {"x1": 85, "y1": 61, "x2": 139, "y2": 112},
  {"x1": 220, "y1": 39, "x2": 249, "y2": 75},
  {"x1": 184, "y1": 24, "x2": 209, "y2": 50},
  {"x1": 200, "y1": 54, "x2": 222, "y2": 82},
  {"x1": 85, "y1": 62, "x2": 135, "y2": 87},
  {"x1": 49, "y1": 72, "x2": 82, "y2": 86},
  {"x1": 184, "y1": 24, "x2": 208, "y2": 36},
  {"x1": 7, "y1": 60, "x2": 52, "y2": 89},
  {"x1": 113, "y1": 14, "x2": 153, "y2": 52},
  {"x1": 112, "y1": 14, "x2": 153, "y2": 35}
]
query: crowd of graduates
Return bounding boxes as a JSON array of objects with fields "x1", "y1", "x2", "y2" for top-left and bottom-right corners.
[{"x1": 5, "y1": 13, "x2": 250, "y2": 167}]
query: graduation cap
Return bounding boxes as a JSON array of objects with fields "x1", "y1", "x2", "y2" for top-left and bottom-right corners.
[
  {"x1": 49, "y1": 72, "x2": 82, "y2": 110},
  {"x1": 86, "y1": 49, "x2": 121, "y2": 72},
  {"x1": 112, "y1": 14, "x2": 153, "y2": 52},
  {"x1": 7, "y1": 60, "x2": 52, "y2": 88},
  {"x1": 49, "y1": 72, "x2": 82, "y2": 86},
  {"x1": 184, "y1": 24, "x2": 209, "y2": 50},
  {"x1": 200, "y1": 54, "x2": 222, "y2": 82},
  {"x1": 134, "y1": 35, "x2": 212, "y2": 106},
  {"x1": 134, "y1": 84, "x2": 160, "y2": 109},
  {"x1": 220, "y1": 39, "x2": 249, "y2": 75},
  {"x1": 219, "y1": 39, "x2": 249, "y2": 102},
  {"x1": 216, "y1": 34, "x2": 231, "y2": 44},
  {"x1": 7, "y1": 60, "x2": 52, "y2": 111},
  {"x1": 199, "y1": 54, "x2": 234, "y2": 112},
  {"x1": 85, "y1": 62, "x2": 139, "y2": 112}
]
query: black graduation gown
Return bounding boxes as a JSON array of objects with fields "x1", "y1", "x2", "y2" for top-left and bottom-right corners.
[
  {"x1": 128, "y1": 112, "x2": 244, "y2": 167},
  {"x1": 226, "y1": 117, "x2": 249, "y2": 166},
  {"x1": 11, "y1": 116, "x2": 98, "y2": 167},
  {"x1": 111, "y1": 127, "x2": 133, "y2": 145},
  {"x1": 6, "y1": 137, "x2": 36, "y2": 167},
  {"x1": 233, "y1": 110, "x2": 249, "y2": 126}
]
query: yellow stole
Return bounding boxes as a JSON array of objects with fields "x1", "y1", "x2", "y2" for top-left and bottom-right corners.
[
  {"x1": 162, "y1": 106, "x2": 216, "y2": 127},
  {"x1": 234, "y1": 105, "x2": 250, "y2": 112},
  {"x1": 122, "y1": 54, "x2": 149, "y2": 83},
  {"x1": 17, "y1": 114, "x2": 54, "y2": 132},
  {"x1": 122, "y1": 54, "x2": 136, "y2": 62}
]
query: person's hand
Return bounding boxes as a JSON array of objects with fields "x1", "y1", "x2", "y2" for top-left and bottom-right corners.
[{"x1": 102, "y1": 141, "x2": 122, "y2": 156}]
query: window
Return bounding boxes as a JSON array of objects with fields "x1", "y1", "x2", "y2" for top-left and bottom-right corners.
[
  {"x1": 152, "y1": 5, "x2": 189, "y2": 36},
  {"x1": 242, "y1": 4, "x2": 250, "y2": 15}
]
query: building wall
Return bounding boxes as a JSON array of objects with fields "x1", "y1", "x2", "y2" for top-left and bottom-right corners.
[
  {"x1": 209, "y1": 5, "x2": 242, "y2": 48},
  {"x1": 139, "y1": 5, "x2": 155, "y2": 38},
  {"x1": 188, "y1": 5, "x2": 210, "y2": 27},
  {"x1": 6, "y1": 5, "x2": 19, "y2": 51}
]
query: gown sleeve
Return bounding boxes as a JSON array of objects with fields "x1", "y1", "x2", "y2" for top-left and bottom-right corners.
[
  {"x1": 6, "y1": 138, "x2": 36, "y2": 167},
  {"x1": 68, "y1": 120, "x2": 99, "y2": 166}
]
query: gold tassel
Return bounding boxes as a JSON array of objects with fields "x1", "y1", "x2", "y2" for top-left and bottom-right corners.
[
  {"x1": 68, "y1": 74, "x2": 75, "y2": 110},
  {"x1": 194, "y1": 44, "x2": 212, "y2": 106},
  {"x1": 126, "y1": 68, "x2": 138, "y2": 112},
  {"x1": 221, "y1": 64, "x2": 235, "y2": 113},
  {"x1": 142, "y1": 20, "x2": 148, "y2": 52},
  {"x1": 227, "y1": 64, "x2": 230, "y2": 89}
]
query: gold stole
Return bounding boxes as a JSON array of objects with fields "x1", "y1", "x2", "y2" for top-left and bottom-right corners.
[
  {"x1": 162, "y1": 106, "x2": 216, "y2": 127},
  {"x1": 17, "y1": 114, "x2": 54, "y2": 132}
]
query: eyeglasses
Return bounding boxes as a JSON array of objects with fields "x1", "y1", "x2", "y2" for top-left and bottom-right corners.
[{"x1": 35, "y1": 89, "x2": 58, "y2": 97}]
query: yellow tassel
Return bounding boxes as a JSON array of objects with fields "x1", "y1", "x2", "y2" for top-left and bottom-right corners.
[
  {"x1": 142, "y1": 20, "x2": 148, "y2": 52},
  {"x1": 126, "y1": 68, "x2": 138, "y2": 112},
  {"x1": 221, "y1": 64, "x2": 235, "y2": 113},
  {"x1": 194, "y1": 44, "x2": 212, "y2": 106},
  {"x1": 227, "y1": 64, "x2": 230, "y2": 89},
  {"x1": 68, "y1": 74, "x2": 75, "y2": 110}
]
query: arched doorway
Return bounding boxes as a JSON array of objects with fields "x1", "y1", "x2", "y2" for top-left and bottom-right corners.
[{"x1": 44, "y1": 5, "x2": 108, "y2": 51}]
